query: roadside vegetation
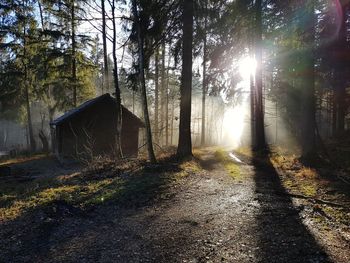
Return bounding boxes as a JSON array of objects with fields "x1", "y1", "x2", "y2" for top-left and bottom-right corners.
[
  {"x1": 214, "y1": 149, "x2": 241, "y2": 180},
  {"x1": 0, "y1": 154, "x2": 202, "y2": 224}
]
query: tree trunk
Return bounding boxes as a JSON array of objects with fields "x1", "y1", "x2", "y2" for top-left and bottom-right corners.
[
  {"x1": 254, "y1": 0, "x2": 266, "y2": 151},
  {"x1": 23, "y1": 0, "x2": 36, "y2": 152},
  {"x1": 333, "y1": 3, "x2": 348, "y2": 135},
  {"x1": 38, "y1": 0, "x2": 44, "y2": 29},
  {"x1": 300, "y1": 0, "x2": 316, "y2": 158},
  {"x1": 332, "y1": 87, "x2": 337, "y2": 136},
  {"x1": 165, "y1": 43, "x2": 171, "y2": 146},
  {"x1": 201, "y1": 0, "x2": 207, "y2": 147},
  {"x1": 49, "y1": 105, "x2": 55, "y2": 151},
  {"x1": 160, "y1": 41, "x2": 166, "y2": 145},
  {"x1": 132, "y1": 0, "x2": 157, "y2": 163},
  {"x1": 39, "y1": 130, "x2": 49, "y2": 153},
  {"x1": 71, "y1": 0, "x2": 77, "y2": 107},
  {"x1": 25, "y1": 81, "x2": 36, "y2": 152},
  {"x1": 250, "y1": 70, "x2": 256, "y2": 148},
  {"x1": 177, "y1": 0, "x2": 194, "y2": 158},
  {"x1": 154, "y1": 49, "x2": 159, "y2": 144},
  {"x1": 101, "y1": 0, "x2": 109, "y2": 94},
  {"x1": 111, "y1": 0, "x2": 123, "y2": 158},
  {"x1": 170, "y1": 97, "x2": 175, "y2": 145}
]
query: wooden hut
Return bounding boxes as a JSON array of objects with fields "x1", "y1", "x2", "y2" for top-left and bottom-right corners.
[{"x1": 50, "y1": 94, "x2": 144, "y2": 158}]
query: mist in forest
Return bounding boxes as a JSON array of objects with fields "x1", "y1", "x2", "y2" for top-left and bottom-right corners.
[{"x1": 1, "y1": 0, "x2": 349, "y2": 160}]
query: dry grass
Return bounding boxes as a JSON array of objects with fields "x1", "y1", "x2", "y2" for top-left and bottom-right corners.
[
  {"x1": 269, "y1": 152, "x2": 321, "y2": 197},
  {"x1": 0, "y1": 152, "x2": 205, "y2": 223},
  {"x1": 295, "y1": 167, "x2": 318, "y2": 179},
  {"x1": 0, "y1": 154, "x2": 48, "y2": 166},
  {"x1": 0, "y1": 172, "x2": 122, "y2": 222},
  {"x1": 0, "y1": 155, "x2": 143, "y2": 222},
  {"x1": 270, "y1": 153, "x2": 299, "y2": 170},
  {"x1": 214, "y1": 149, "x2": 242, "y2": 180},
  {"x1": 269, "y1": 150, "x2": 350, "y2": 231},
  {"x1": 235, "y1": 146, "x2": 253, "y2": 158}
]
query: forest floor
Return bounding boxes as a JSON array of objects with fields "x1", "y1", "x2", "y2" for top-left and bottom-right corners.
[{"x1": 0, "y1": 147, "x2": 349, "y2": 263}]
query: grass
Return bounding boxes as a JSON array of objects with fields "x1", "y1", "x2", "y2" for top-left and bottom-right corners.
[
  {"x1": 322, "y1": 206, "x2": 350, "y2": 225},
  {"x1": 0, "y1": 154, "x2": 203, "y2": 223},
  {"x1": 0, "y1": 153, "x2": 48, "y2": 166},
  {"x1": 0, "y1": 175, "x2": 120, "y2": 221},
  {"x1": 235, "y1": 146, "x2": 253, "y2": 158},
  {"x1": 179, "y1": 159, "x2": 202, "y2": 174},
  {"x1": 269, "y1": 150, "x2": 350, "y2": 228},
  {"x1": 269, "y1": 152, "x2": 321, "y2": 197},
  {"x1": 214, "y1": 149, "x2": 241, "y2": 180}
]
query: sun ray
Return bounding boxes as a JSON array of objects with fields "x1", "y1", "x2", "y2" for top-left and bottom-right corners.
[{"x1": 239, "y1": 57, "x2": 257, "y2": 80}]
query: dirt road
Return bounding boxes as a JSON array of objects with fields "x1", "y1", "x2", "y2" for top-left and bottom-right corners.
[{"x1": 2, "y1": 150, "x2": 349, "y2": 262}]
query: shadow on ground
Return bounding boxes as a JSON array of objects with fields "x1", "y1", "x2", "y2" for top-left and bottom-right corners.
[
  {"x1": 0, "y1": 156, "x2": 185, "y2": 262},
  {"x1": 196, "y1": 155, "x2": 221, "y2": 171},
  {"x1": 252, "y1": 150, "x2": 331, "y2": 263},
  {"x1": 300, "y1": 153, "x2": 350, "y2": 202}
]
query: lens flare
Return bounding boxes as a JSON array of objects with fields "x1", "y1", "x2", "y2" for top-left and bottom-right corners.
[{"x1": 238, "y1": 57, "x2": 257, "y2": 80}]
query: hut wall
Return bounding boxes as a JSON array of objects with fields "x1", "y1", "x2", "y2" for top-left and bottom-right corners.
[{"x1": 56, "y1": 99, "x2": 141, "y2": 158}]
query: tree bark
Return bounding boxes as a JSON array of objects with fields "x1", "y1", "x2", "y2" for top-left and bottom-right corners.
[
  {"x1": 154, "y1": 49, "x2": 159, "y2": 144},
  {"x1": 23, "y1": 0, "x2": 36, "y2": 152},
  {"x1": 165, "y1": 43, "x2": 171, "y2": 146},
  {"x1": 132, "y1": 0, "x2": 157, "y2": 163},
  {"x1": 39, "y1": 130, "x2": 49, "y2": 153},
  {"x1": 170, "y1": 97, "x2": 175, "y2": 145},
  {"x1": 71, "y1": 0, "x2": 77, "y2": 107},
  {"x1": 111, "y1": 0, "x2": 123, "y2": 158},
  {"x1": 160, "y1": 41, "x2": 166, "y2": 145},
  {"x1": 101, "y1": 0, "x2": 109, "y2": 94},
  {"x1": 38, "y1": 0, "x2": 44, "y2": 29},
  {"x1": 201, "y1": 0, "x2": 207, "y2": 147},
  {"x1": 300, "y1": 0, "x2": 316, "y2": 158},
  {"x1": 250, "y1": 69, "x2": 256, "y2": 148},
  {"x1": 333, "y1": 3, "x2": 348, "y2": 135},
  {"x1": 254, "y1": 0, "x2": 266, "y2": 151},
  {"x1": 332, "y1": 86, "x2": 337, "y2": 136},
  {"x1": 177, "y1": 0, "x2": 194, "y2": 158}
]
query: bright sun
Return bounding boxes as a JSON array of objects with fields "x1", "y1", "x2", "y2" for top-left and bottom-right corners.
[
  {"x1": 238, "y1": 57, "x2": 257, "y2": 80},
  {"x1": 219, "y1": 56, "x2": 256, "y2": 148}
]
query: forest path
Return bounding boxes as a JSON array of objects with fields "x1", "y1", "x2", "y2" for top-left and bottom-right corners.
[{"x1": 32, "y1": 150, "x2": 342, "y2": 262}]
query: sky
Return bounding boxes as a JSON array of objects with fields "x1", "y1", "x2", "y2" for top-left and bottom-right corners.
[{"x1": 80, "y1": 1, "x2": 132, "y2": 66}]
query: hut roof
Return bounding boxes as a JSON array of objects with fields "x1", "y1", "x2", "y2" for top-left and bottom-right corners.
[{"x1": 50, "y1": 93, "x2": 144, "y2": 127}]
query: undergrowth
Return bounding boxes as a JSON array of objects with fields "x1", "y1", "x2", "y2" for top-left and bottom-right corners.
[
  {"x1": 0, "y1": 153, "x2": 48, "y2": 166},
  {"x1": 0, "y1": 153, "x2": 202, "y2": 223},
  {"x1": 269, "y1": 151, "x2": 350, "y2": 227},
  {"x1": 214, "y1": 149, "x2": 241, "y2": 180}
]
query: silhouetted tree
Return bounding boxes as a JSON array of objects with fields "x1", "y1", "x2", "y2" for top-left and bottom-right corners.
[{"x1": 177, "y1": 0, "x2": 194, "y2": 158}]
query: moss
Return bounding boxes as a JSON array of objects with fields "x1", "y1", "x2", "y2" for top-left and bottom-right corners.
[
  {"x1": 179, "y1": 160, "x2": 202, "y2": 174},
  {"x1": 0, "y1": 151, "x2": 203, "y2": 223},
  {"x1": 224, "y1": 162, "x2": 240, "y2": 179},
  {"x1": 300, "y1": 184, "x2": 317, "y2": 197},
  {"x1": 0, "y1": 174, "x2": 125, "y2": 221},
  {"x1": 235, "y1": 147, "x2": 253, "y2": 158},
  {"x1": 283, "y1": 179, "x2": 295, "y2": 189},
  {"x1": 214, "y1": 149, "x2": 242, "y2": 180},
  {"x1": 322, "y1": 206, "x2": 350, "y2": 225},
  {"x1": 312, "y1": 215, "x2": 323, "y2": 223}
]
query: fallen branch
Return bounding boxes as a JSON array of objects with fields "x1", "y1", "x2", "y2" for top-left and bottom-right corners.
[{"x1": 282, "y1": 192, "x2": 348, "y2": 209}]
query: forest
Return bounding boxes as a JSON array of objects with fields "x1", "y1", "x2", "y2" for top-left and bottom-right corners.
[{"x1": 0, "y1": 0, "x2": 350, "y2": 262}]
